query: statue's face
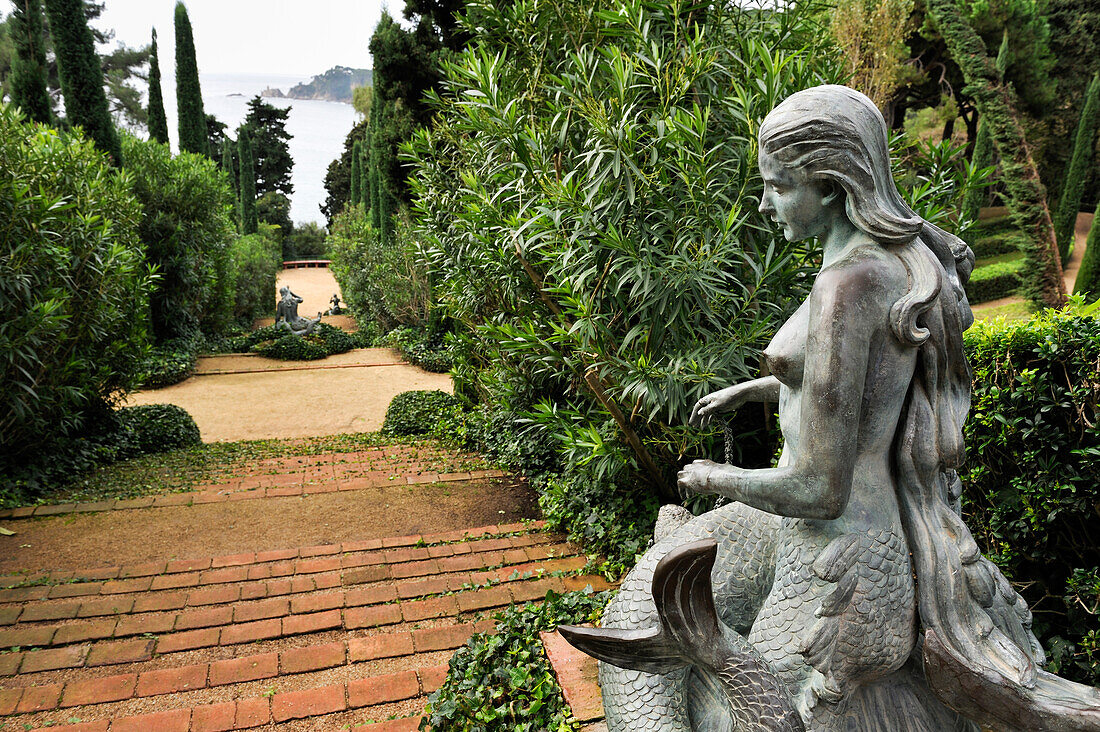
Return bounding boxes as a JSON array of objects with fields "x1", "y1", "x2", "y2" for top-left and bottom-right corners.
[{"x1": 758, "y1": 149, "x2": 831, "y2": 243}]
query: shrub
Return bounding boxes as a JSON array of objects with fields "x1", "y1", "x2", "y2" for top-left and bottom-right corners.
[
  {"x1": 962, "y1": 301, "x2": 1100, "y2": 684},
  {"x1": 421, "y1": 590, "x2": 612, "y2": 732},
  {"x1": 139, "y1": 338, "x2": 198, "y2": 388},
  {"x1": 328, "y1": 206, "x2": 431, "y2": 334},
  {"x1": 121, "y1": 134, "x2": 237, "y2": 343},
  {"x1": 1073, "y1": 203, "x2": 1100, "y2": 302},
  {"x1": 966, "y1": 258, "x2": 1025, "y2": 303},
  {"x1": 382, "y1": 390, "x2": 462, "y2": 436},
  {"x1": 255, "y1": 191, "x2": 292, "y2": 235},
  {"x1": 227, "y1": 231, "x2": 281, "y2": 326},
  {"x1": 380, "y1": 324, "x2": 453, "y2": 373},
  {"x1": 0, "y1": 105, "x2": 153, "y2": 496},
  {"x1": 217, "y1": 323, "x2": 357, "y2": 361},
  {"x1": 113, "y1": 404, "x2": 201, "y2": 458}
]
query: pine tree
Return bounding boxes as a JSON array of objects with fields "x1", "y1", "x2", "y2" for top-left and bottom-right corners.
[
  {"x1": 43, "y1": 0, "x2": 121, "y2": 163},
  {"x1": 9, "y1": 0, "x2": 53, "y2": 124},
  {"x1": 350, "y1": 139, "x2": 361, "y2": 207},
  {"x1": 238, "y1": 130, "x2": 258, "y2": 235},
  {"x1": 926, "y1": 0, "x2": 1065, "y2": 308},
  {"x1": 1073, "y1": 201, "x2": 1100, "y2": 301},
  {"x1": 147, "y1": 27, "x2": 169, "y2": 145},
  {"x1": 174, "y1": 1, "x2": 207, "y2": 156},
  {"x1": 239, "y1": 96, "x2": 293, "y2": 197},
  {"x1": 1054, "y1": 72, "x2": 1100, "y2": 262}
]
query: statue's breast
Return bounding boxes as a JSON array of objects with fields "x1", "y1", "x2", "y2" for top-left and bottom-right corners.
[{"x1": 764, "y1": 304, "x2": 808, "y2": 388}]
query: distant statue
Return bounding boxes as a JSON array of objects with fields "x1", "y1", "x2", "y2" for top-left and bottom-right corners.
[
  {"x1": 275, "y1": 286, "x2": 322, "y2": 335},
  {"x1": 327, "y1": 293, "x2": 343, "y2": 315},
  {"x1": 560, "y1": 85, "x2": 1100, "y2": 731}
]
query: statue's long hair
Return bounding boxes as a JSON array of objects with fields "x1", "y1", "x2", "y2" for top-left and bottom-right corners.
[{"x1": 758, "y1": 86, "x2": 1044, "y2": 710}]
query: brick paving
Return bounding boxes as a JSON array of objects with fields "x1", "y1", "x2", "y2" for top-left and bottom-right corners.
[{"x1": 0, "y1": 452, "x2": 615, "y2": 730}]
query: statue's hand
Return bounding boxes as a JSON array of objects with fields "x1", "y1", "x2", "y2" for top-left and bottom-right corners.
[
  {"x1": 689, "y1": 385, "x2": 748, "y2": 427},
  {"x1": 677, "y1": 459, "x2": 720, "y2": 500}
]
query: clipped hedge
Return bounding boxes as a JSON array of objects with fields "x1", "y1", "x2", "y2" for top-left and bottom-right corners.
[
  {"x1": 217, "y1": 323, "x2": 364, "y2": 361},
  {"x1": 962, "y1": 302, "x2": 1100, "y2": 684},
  {"x1": 381, "y1": 325, "x2": 453, "y2": 373},
  {"x1": 139, "y1": 338, "x2": 198, "y2": 389},
  {"x1": 382, "y1": 391, "x2": 462, "y2": 437},
  {"x1": 113, "y1": 404, "x2": 201, "y2": 458},
  {"x1": 966, "y1": 257, "x2": 1025, "y2": 303},
  {"x1": 421, "y1": 590, "x2": 612, "y2": 732}
]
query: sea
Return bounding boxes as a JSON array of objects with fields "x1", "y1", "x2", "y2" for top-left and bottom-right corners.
[{"x1": 155, "y1": 72, "x2": 360, "y2": 225}]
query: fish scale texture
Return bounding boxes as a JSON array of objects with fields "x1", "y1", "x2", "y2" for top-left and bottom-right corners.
[{"x1": 598, "y1": 502, "x2": 780, "y2": 731}]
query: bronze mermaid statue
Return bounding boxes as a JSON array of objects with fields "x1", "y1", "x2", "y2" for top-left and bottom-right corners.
[{"x1": 561, "y1": 85, "x2": 1100, "y2": 732}]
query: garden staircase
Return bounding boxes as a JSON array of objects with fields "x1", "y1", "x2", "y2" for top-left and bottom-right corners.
[{"x1": 0, "y1": 451, "x2": 613, "y2": 731}]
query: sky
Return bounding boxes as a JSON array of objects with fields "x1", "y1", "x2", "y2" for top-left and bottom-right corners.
[{"x1": 96, "y1": 0, "x2": 392, "y2": 76}]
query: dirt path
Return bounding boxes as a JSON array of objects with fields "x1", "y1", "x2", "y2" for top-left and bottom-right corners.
[{"x1": 126, "y1": 349, "x2": 451, "y2": 442}]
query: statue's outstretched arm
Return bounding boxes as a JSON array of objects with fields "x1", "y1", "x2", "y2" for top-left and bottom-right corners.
[
  {"x1": 689, "y1": 376, "x2": 781, "y2": 428},
  {"x1": 679, "y1": 260, "x2": 887, "y2": 520}
]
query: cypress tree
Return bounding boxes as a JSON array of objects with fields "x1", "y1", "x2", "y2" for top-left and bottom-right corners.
[
  {"x1": 221, "y1": 139, "x2": 238, "y2": 197},
  {"x1": 1054, "y1": 72, "x2": 1100, "y2": 262},
  {"x1": 926, "y1": 0, "x2": 1065, "y2": 308},
  {"x1": 238, "y1": 129, "x2": 258, "y2": 235},
  {"x1": 1073, "y1": 202, "x2": 1100, "y2": 301},
  {"x1": 147, "y1": 28, "x2": 169, "y2": 145},
  {"x1": 43, "y1": 0, "x2": 121, "y2": 163},
  {"x1": 359, "y1": 142, "x2": 370, "y2": 208},
  {"x1": 175, "y1": 1, "x2": 207, "y2": 156},
  {"x1": 350, "y1": 140, "x2": 361, "y2": 207},
  {"x1": 9, "y1": 0, "x2": 53, "y2": 124},
  {"x1": 960, "y1": 32, "x2": 1009, "y2": 224}
]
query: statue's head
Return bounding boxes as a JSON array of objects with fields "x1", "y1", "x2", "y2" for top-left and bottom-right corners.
[
  {"x1": 279, "y1": 286, "x2": 289, "y2": 296},
  {"x1": 758, "y1": 85, "x2": 922, "y2": 247}
]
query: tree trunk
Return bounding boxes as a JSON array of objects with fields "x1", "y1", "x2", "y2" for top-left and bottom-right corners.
[{"x1": 925, "y1": 0, "x2": 1066, "y2": 308}]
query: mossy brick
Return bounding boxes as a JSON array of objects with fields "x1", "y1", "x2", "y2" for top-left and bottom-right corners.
[
  {"x1": 61, "y1": 672, "x2": 136, "y2": 706},
  {"x1": 0, "y1": 585, "x2": 50, "y2": 603},
  {"x1": 234, "y1": 598, "x2": 289, "y2": 623},
  {"x1": 100, "y1": 577, "x2": 152, "y2": 594},
  {"x1": 174, "y1": 605, "x2": 234, "y2": 631},
  {"x1": 34, "y1": 503, "x2": 76, "y2": 516},
  {"x1": 0, "y1": 624, "x2": 55, "y2": 648},
  {"x1": 279, "y1": 642, "x2": 345, "y2": 674},
  {"x1": 457, "y1": 586, "x2": 512, "y2": 613},
  {"x1": 191, "y1": 700, "x2": 235, "y2": 732},
  {"x1": 0, "y1": 651, "x2": 23, "y2": 675},
  {"x1": 348, "y1": 632, "x2": 414, "y2": 662},
  {"x1": 0, "y1": 607, "x2": 20, "y2": 625},
  {"x1": 15, "y1": 682, "x2": 61, "y2": 712},
  {"x1": 419, "y1": 663, "x2": 449, "y2": 692},
  {"x1": 344, "y1": 585, "x2": 398, "y2": 607},
  {"x1": 187, "y1": 584, "x2": 242, "y2": 607},
  {"x1": 77, "y1": 596, "x2": 134, "y2": 617},
  {"x1": 85, "y1": 638, "x2": 154, "y2": 666},
  {"x1": 289, "y1": 592, "x2": 342, "y2": 615},
  {"x1": 21, "y1": 644, "x2": 88, "y2": 673},
  {"x1": 344, "y1": 604, "x2": 402, "y2": 630},
  {"x1": 342, "y1": 566, "x2": 391, "y2": 586},
  {"x1": 156, "y1": 627, "x2": 220, "y2": 654},
  {"x1": 19, "y1": 602, "x2": 80, "y2": 622},
  {"x1": 110, "y1": 708, "x2": 190, "y2": 732},
  {"x1": 400, "y1": 596, "x2": 458, "y2": 622},
  {"x1": 219, "y1": 618, "x2": 281, "y2": 646},
  {"x1": 48, "y1": 582, "x2": 102, "y2": 599},
  {"x1": 53, "y1": 618, "x2": 117, "y2": 645},
  {"x1": 271, "y1": 683, "x2": 346, "y2": 721},
  {"x1": 347, "y1": 670, "x2": 419, "y2": 707},
  {"x1": 209, "y1": 652, "x2": 277, "y2": 686},
  {"x1": 390, "y1": 560, "x2": 440, "y2": 580},
  {"x1": 136, "y1": 663, "x2": 208, "y2": 696},
  {"x1": 411, "y1": 623, "x2": 476, "y2": 653}
]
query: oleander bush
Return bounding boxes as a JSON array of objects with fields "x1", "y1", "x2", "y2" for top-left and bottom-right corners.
[
  {"x1": 380, "y1": 324, "x2": 453, "y2": 373},
  {"x1": 0, "y1": 104, "x2": 153, "y2": 497},
  {"x1": 421, "y1": 590, "x2": 612, "y2": 732},
  {"x1": 962, "y1": 301, "x2": 1100, "y2": 685},
  {"x1": 227, "y1": 230, "x2": 282, "y2": 327}
]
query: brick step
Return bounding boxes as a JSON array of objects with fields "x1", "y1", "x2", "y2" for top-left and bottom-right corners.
[
  {"x1": 12, "y1": 661, "x2": 448, "y2": 731},
  {"x1": 2, "y1": 618, "x2": 495, "y2": 716},
  {"x1": 1, "y1": 564, "x2": 605, "y2": 673},
  {"x1": 0, "y1": 521, "x2": 553, "y2": 600},
  {"x1": 0, "y1": 446, "x2": 494, "y2": 521},
  {"x1": 0, "y1": 469, "x2": 508, "y2": 520},
  {"x1": 0, "y1": 545, "x2": 580, "y2": 649}
]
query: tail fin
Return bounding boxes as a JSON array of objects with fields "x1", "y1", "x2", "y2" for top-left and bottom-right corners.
[{"x1": 559, "y1": 540, "x2": 724, "y2": 674}]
